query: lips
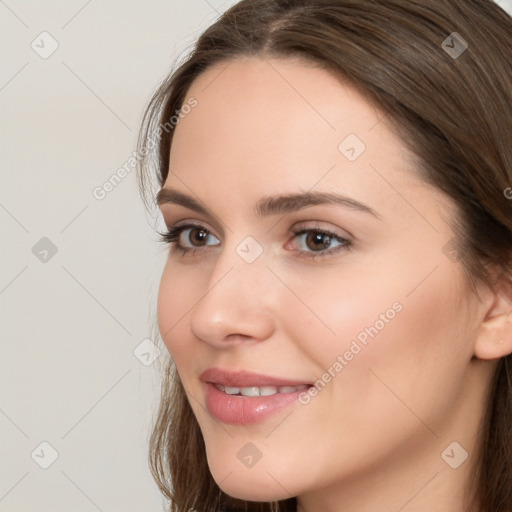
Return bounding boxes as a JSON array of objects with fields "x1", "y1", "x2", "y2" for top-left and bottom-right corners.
[
  {"x1": 200, "y1": 367, "x2": 313, "y2": 424},
  {"x1": 200, "y1": 367, "x2": 312, "y2": 388}
]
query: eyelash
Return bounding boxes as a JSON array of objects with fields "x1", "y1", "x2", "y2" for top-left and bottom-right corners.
[{"x1": 158, "y1": 222, "x2": 352, "y2": 260}]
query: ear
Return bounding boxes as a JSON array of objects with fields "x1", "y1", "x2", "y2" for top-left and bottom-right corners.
[{"x1": 474, "y1": 273, "x2": 512, "y2": 360}]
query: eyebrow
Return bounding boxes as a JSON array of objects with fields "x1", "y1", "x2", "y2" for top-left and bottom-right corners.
[{"x1": 156, "y1": 187, "x2": 382, "y2": 219}]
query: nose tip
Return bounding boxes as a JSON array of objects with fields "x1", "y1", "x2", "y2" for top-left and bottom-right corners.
[{"x1": 189, "y1": 263, "x2": 275, "y2": 348}]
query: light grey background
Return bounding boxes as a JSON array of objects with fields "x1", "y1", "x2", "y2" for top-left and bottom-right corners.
[
  {"x1": 0, "y1": 1, "x2": 238, "y2": 511},
  {"x1": 1, "y1": 1, "x2": 511, "y2": 511}
]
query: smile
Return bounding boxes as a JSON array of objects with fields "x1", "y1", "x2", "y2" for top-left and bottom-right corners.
[
  {"x1": 200, "y1": 367, "x2": 314, "y2": 424},
  {"x1": 214, "y1": 383, "x2": 309, "y2": 396}
]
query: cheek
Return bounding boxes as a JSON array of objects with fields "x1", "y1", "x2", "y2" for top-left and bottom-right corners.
[
  {"x1": 157, "y1": 261, "x2": 198, "y2": 358},
  {"x1": 276, "y1": 260, "x2": 402, "y2": 370},
  {"x1": 285, "y1": 251, "x2": 470, "y2": 419}
]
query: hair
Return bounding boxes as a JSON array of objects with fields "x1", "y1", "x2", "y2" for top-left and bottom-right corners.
[{"x1": 136, "y1": 1, "x2": 512, "y2": 510}]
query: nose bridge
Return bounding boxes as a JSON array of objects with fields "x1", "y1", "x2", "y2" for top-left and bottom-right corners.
[
  {"x1": 189, "y1": 235, "x2": 276, "y2": 344},
  {"x1": 210, "y1": 230, "x2": 273, "y2": 296}
]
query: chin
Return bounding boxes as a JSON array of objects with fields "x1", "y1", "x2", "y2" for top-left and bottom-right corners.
[
  {"x1": 206, "y1": 452, "x2": 295, "y2": 502},
  {"x1": 217, "y1": 480, "x2": 289, "y2": 502}
]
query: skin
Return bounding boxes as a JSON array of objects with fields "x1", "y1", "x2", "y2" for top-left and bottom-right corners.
[{"x1": 156, "y1": 56, "x2": 512, "y2": 512}]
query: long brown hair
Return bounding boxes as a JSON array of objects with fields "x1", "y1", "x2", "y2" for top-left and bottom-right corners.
[{"x1": 136, "y1": 1, "x2": 512, "y2": 510}]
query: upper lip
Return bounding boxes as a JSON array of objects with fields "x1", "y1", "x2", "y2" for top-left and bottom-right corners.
[{"x1": 200, "y1": 367, "x2": 312, "y2": 388}]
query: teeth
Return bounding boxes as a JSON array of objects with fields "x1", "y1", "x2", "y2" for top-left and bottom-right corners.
[
  {"x1": 240, "y1": 387, "x2": 260, "y2": 397},
  {"x1": 278, "y1": 386, "x2": 298, "y2": 393},
  {"x1": 215, "y1": 383, "x2": 308, "y2": 396}
]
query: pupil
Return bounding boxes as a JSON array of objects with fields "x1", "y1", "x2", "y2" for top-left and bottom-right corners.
[
  {"x1": 191, "y1": 228, "x2": 207, "y2": 246},
  {"x1": 308, "y1": 232, "x2": 330, "y2": 251}
]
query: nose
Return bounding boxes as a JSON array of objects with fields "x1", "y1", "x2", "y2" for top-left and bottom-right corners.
[{"x1": 189, "y1": 245, "x2": 276, "y2": 348}]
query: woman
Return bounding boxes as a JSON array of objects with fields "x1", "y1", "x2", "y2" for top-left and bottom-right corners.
[{"x1": 136, "y1": 1, "x2": 512, "y2": 510}]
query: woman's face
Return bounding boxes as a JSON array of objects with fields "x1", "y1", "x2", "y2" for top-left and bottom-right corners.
[{"x1": 156, "y1": 57, "x2": 489, "y2": 507}]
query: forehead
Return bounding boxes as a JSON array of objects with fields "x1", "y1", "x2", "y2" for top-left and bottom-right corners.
[
  {"x1": 166, "y1": 56, "x2": 450, "y2": 226},
  {"x1": 181, "y1": 56, "x2": 389, "y2": 151}
]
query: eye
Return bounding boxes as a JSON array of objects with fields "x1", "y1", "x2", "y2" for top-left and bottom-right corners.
[
  {"x1": 158, "y1": 222, "x2": 220, "y2": 255},
  {"x1": 158, "y1": 222, "x2": 352, "y2": 259},
  {"x1": 288, "y1": 227, "x2": 351, "y2": 259}
]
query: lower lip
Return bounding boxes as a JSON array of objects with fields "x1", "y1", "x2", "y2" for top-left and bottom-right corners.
[{"x1": 204, "y1": 382, "x2": 307, "y2": 425}]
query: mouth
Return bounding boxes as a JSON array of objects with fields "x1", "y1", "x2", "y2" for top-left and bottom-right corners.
[
  {"x1": 213, "y1": 383, "x2": 310, "y2": 396},
  {"x1": 200, "y1": 367, "x2": 313, "y2": 388},
  {"x1": 200, "y1": 368, "x2": 314, "y2": 424}
]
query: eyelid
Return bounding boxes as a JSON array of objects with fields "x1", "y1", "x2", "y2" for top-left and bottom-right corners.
[
  {"x1": 166, "y1": 219, "x2": 349, "y2": 239},
  {"x1": 291, "y1": 221, "x2": 351, "y2": 239},
  {"x1": 160, "y1": 207, "x2": 226, "y2": 238}
]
